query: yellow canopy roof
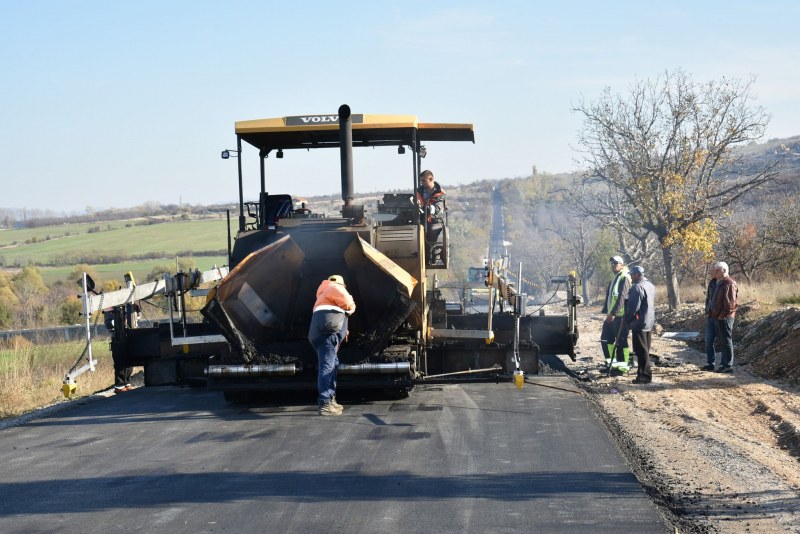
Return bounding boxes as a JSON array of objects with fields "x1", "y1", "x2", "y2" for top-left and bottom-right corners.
[{"x1": 235, "y1": 113, "x2": 474, "y2": 150}]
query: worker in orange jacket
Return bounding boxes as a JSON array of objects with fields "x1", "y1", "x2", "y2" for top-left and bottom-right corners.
[{"x1": 308, "y1": 275, "x2": 356, "y2": 416}]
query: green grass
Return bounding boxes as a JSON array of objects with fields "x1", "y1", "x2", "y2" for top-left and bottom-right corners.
[
  {"x1": 0, "y1": 221, "x2": 129, "y2": 247},
  {"x1": 39, "y1": 256, "x2": 229, "y2": 285},
  {"x1": 0, "y1": 218, "x2": 229, "y2": 268}
]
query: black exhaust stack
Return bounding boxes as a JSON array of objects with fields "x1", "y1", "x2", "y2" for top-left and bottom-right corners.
[
  {"x1": 338, "y1": 104, "x2": 364, "y2": 221},
  {"x1": 339, "y1": 104, "x2": 354, "y2": 206}
]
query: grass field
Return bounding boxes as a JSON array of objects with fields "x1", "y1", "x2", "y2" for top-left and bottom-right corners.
[
  {"x1": 0, "y1": 338, "x2": 113, "y2": 419},
  {"x1": 0, "y1": 220, "x2": 131, "y2": 247},
  {"x1": 39, "y1": 255, "x2": 229, "y2": 285},
  {"x1": 0, "y1": 216, "x2": 230, "y2": 420},
  {"x1": 0, "y1": 217, "x2": 229, "y2": 268}
]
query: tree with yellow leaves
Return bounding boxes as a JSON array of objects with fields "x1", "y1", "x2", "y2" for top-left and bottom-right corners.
[{"x1": 573, "y1": 70, "x2": 778, "y2": 309}]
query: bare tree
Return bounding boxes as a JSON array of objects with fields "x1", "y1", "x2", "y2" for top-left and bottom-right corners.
[
  {"x1": 717, "y1": 215, "x2": 780, "y2": 283},
  {"x1": 521, "y1": 236, "x2": 567, "y2": 297},
  {"x1": 765, "y1": 195, "x2": 800, "y2": 249},
  {"x1": 574, "y1": 70, "x2": 778, "y2": 309},
  {"x1": 763, "y1": 194, "x2": 800, "y2": 277},
  {"x1": 545, "y1": 211, "x2": 614, "y2": 306},
  {"x1": 566, "y1": 180, "x2": 659, "y2": 266}
]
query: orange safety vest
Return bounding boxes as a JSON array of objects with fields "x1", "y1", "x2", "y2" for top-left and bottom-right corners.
[{"x1": 416, "y1": 184, "x2": 445, "y2": 223}]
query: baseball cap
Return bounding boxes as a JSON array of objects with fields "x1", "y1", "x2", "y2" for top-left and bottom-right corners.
[
  {"x1": 610, "y1": 256, "x2": 624, "y2": 265},
  {"x1": 630, "y1": 265, "x2": 644, "y2": 275}
]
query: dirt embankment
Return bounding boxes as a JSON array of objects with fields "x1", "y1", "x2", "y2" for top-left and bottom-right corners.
[
  {"x1": 656, "y1": 302, "x2": 800, "y2": 383},
  {"x1": 567, "y1": 304, "x2": 800, "y2": 533}
]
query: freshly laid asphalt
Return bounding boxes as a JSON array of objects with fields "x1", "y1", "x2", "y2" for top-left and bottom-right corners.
[{"x1": 0, "y1": 379, "x2": 668, "y2": 533}]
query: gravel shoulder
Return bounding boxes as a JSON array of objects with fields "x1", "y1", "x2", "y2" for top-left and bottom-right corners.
[{"x1": 565, "y1": 308, "x2": 800, "y2": 533}]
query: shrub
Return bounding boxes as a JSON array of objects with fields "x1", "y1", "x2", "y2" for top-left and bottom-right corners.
[
  {"x1": 59, "y1": 297, "x2": 83, "y2": 325},
  {"x1": 0, "y1": 299, "x2": 11, "y2": 329}
]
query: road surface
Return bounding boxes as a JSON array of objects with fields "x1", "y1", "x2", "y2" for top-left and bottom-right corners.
[{"x1": 1, "y1": 379, "x2": 668, "y2": 532}]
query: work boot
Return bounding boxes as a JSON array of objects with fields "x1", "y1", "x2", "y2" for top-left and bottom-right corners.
[
  {"x1": 701, "y1": 364, "x2": 715, "y2": 371},
  {"x1": 330, "y1": 397, "x2": 343, "y2": 410},
  {"x1": 609, "y1": 360, "x2": 629, "y2": 375},
  {"x1": 318, "y1": 401, "x2": 343, "y2": 416}
]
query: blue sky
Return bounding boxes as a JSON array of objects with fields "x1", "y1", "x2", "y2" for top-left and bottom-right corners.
[{"x1": 2, "y1": 1, "x2": 798, "y2": 213}]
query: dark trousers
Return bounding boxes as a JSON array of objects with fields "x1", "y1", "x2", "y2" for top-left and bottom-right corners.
[
  {"x1": 425, "y1": 224, "x2": 443, "y2": 263},
  {"x1": 601, "y1": 316, "x2": 629, "y2": 362},
  {"x1": 113, "y1": 362, "x2": 132, "y2": 387},
  {"x1": 704, "y1": 316, "x2": 718, "y2": 365},
  {"x1": 631, "y1": 330, "x2": 652, "y2": 380},
  {"x1": 714, "y1": 317, "x2": 735, "y2": 367},
  {"x1": 111, "y1": 342, "x2": 133, "y2": 387}
]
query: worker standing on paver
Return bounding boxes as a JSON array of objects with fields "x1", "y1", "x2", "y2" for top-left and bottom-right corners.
[{"x1": 416, "y1": 169, "x2": 446, "y2": 265}]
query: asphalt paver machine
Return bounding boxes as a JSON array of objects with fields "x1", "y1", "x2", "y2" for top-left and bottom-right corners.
[{"x1": 78, "y1": 105, "x2": 578, "y2": 400}]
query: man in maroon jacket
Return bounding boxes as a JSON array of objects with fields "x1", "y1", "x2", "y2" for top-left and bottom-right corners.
[{"x1": 709, "y1": 261, "x2": 738, "y2": 373}]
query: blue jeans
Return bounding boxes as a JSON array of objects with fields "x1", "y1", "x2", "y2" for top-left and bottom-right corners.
[
  {"x1": 313, "y1": 333, "x2": 340, "y2": 405},
  {"x1": 704, "y1": 317, "x2": 718, "y2": 365},
  {"x1": 308, "y1": 311, "x2": 347, "y2": 406},
  {"x1": 714, "y1": 317, "x2": 735, "y2": 368}
]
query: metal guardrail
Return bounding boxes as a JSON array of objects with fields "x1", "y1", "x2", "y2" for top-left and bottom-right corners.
[{"x1": 0, "y1": 325, "x2": 109, "y2": 344}]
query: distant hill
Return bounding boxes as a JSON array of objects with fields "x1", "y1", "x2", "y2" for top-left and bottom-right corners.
[
  {"x1": 3, "y1": 134, "x2": 797, "y2": 227},
  {"x1": 2, "y1": 134, "x2": 796, "y2": 289}
]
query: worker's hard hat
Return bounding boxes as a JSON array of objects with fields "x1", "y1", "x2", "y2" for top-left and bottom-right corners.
[
  {"x1": 610, "y1": 255, "x2": 624, "y2": 265},
  {"x1": 328, "y1": 275, "x2": 345, "y2": 286}
]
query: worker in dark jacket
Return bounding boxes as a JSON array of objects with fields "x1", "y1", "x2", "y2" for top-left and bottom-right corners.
[
  {"x1": 601, "y1": 256, "x2": 631, "y2": 374},
  {"x1": 709, "y1": 261, "x2": 738, "y2": 373},
  {"x1": 625, "y1": 266, "x2": 656, "y2": 384},
  {"x1": 416, "y1": 169, "x2": 446, "y2": 265}
]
